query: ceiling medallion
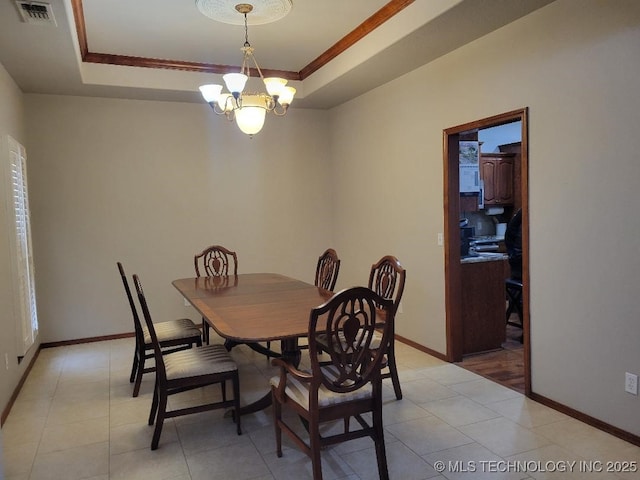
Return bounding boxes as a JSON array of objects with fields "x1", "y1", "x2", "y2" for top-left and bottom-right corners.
[{"x1": 195, "y1": 0, "x2": 292, "y2": 25}]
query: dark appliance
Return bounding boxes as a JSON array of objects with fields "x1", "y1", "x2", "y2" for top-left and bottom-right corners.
[{"x1": 460, "y1": 226, "x2": 475, "y2": 256}]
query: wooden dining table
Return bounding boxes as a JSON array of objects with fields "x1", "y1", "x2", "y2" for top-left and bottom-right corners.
[{"x1": 172, "y1": 273, "x2": 334, "y2": 415}]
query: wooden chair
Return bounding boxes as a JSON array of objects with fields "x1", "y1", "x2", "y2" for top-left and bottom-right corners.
[
  {"x1": 299, "y1": 248, "x2": 341, "y2": 352},
  {"x1": 506, "y1": 277, "x2": 524, "y2": 343},
  {"x1": 270, "y1": 286, "x2": 394, "y2": 480},
  {"x1": 368, "y1": 255, "x2": 406, "y2": 400},
  {"x1": 117, "y1": 262, "x2": 202, "y2": 397},
  {"x1": 194, "y1": 245, "x2": 238, "y2": 344},
  {"x1": 314, "y1": 248, "x2": 341, "y2": 291},
  {"x1": 133, "y1": 274, "x2": 241, "y2": 450}
]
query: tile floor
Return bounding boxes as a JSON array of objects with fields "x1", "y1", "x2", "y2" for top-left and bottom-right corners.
[{"x1": 1, "y1": 336, "x2": 639, "y2": 480}]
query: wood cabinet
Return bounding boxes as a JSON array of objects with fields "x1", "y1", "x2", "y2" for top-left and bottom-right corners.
[
  {"x1": 498, "y1": 142, "x2": 522, "y2": 213},
  {"x1": 481, "y1": 153, "x2": 515, "y2": 206},
  {"x1": 461, "y1": 259, "x2": 508, "y2": 355}
]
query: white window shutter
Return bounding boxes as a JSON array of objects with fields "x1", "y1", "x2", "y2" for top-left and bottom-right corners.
[{"x1": 7, "y1": 136, "x2": 38, "y2": 356}]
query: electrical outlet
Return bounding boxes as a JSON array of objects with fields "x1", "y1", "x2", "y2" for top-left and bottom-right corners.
[
  {"x1": 183, "y1": 298, "x2": 191, "y2": 307},
  {"x1": 437, "y1": 233, "x2": 443, "y2": 246},
  {"x1": 5, "y1": 353, "x2": 9, "y2": 370},
  {"x1": 397, "y1": 302, "x2": 403, "y2": 314},
  {"x1": 625, "y1": 372, "x2": 638, "y2": 395}
]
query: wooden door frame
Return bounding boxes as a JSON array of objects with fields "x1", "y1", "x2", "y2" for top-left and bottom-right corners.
[{"x1": 443, "y1": 108, "x2": 531, "y2": 395}]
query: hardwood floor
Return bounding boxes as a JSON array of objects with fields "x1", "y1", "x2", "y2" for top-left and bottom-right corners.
[{"x1": 457, "y1": 320, "x2": 525, "y2": 394}]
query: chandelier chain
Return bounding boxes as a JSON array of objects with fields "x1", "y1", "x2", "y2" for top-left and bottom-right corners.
[{"x1": 244, "y1": 13, "x2": 250, "y2": 48}]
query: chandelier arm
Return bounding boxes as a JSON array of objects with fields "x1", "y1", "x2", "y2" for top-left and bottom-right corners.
[
  {"x1": 271, "y1": 104, "x2": 289, "y2": 116},
  {"x1": 210, "y1": 102, "x2": 225, "y2": 115},
  {"x1": 248, "y1": 52, "x2": 266, "y2": 82}
]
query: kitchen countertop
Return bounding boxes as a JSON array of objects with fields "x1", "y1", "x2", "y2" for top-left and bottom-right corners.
[{"x1": 461, "y1": 253, "x2": 508, "y2": 264}]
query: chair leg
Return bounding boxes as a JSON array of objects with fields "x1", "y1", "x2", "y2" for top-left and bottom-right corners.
[
  {"x1": 272, "y1": 388, "x2": 283, "y2": 457},
  {"x1": 309, "y1": 419, "x2": 323, "y2": 480},
  {"x1": 132, "y1": 351, "x2": 146, "y2": 397},
  {"x1": 506, "y1": 286, "x2": 524, "y2": 327},
  {"x1": 129, "y1": 349, "x2": 139, "y2": 383},
  {"x1": 373, "y1": 400, "x2": 390, "y2": 480},
  {"x1": 149, "y1": 379, "x2": 159, "y2": 426},
  {"x1": 233, "y1": 372, "x2": 241, "y2": 435},
  {"x1": 221, "y1": 380, "x2": 227, "y2": 402},
  {"x1": 387, "y1": 344, "x2": 403, "y2": 400},
  {"x1": 202, "y1": 318, "x2": 209, "y2": 344},
  {"x1": 150, "y1": 389, "x2": 168, "y2": 450}
]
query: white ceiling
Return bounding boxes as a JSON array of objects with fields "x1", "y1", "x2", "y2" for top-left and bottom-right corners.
[{"x1": 0, "y1": 0, "x2": 555, "y2": 109}]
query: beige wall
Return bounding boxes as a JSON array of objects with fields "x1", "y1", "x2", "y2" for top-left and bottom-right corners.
[
  {"x1": 329, "y1": 0, "x2": 640, "y2": 436},
  {"x1": 1, "y1": 0, "x2": 638, "y2": 439},
  {"x1": 24, "y1": 95, "x2": 333, "y2": 342}
]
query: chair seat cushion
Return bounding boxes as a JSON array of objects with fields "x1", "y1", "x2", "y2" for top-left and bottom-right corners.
[
  {"x1": 270, "y1": 365, "x2": 372, "y2": 410},
  {"x1": 143, "y1": 318, "x2": 200, "y2": 345},
  {"x1": 164, "y1": 344, "x2": 237, "y2": 381}
]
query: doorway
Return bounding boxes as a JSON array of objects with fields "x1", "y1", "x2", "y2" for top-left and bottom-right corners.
[{"x1": 443, "y1": 108, "x2": 530, "y2": 395}]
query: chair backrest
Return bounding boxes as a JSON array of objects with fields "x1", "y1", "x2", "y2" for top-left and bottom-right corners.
[
  {"x1": 133, "y1": 274, "x2": 167, "y2": 381},
  {"x1": 368, "y1": 255, "x2": 406, "y2": 314},
  {"x1": 194, "y1": 245, "x2": 238, "y2": 277},
  {"x1": 314, "y1": 248, "x2": 341, "y2": 291},
  {"x1": 308, "y1": 286, "x2": 394, "y2": 395},
  {"x1": 117, "y1": 262, "x2": 145, "y2": 343}
]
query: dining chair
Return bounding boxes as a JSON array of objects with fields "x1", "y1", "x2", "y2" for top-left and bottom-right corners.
[
  {"x1": 194, "y1": 245, "x2": 238, "y2": 344},
  {"x1": 117, "y1": 262, "x2": 202, "y2": 397},
  {"x1": 133, "y1": 274, "x2": 241, "y2": 450},
  {"x1": 368, "y1": 255, "x2": 406, "y2": 400},
  {"x1": 314, "y1": 248, "x2": 341, "y2": 291},
  {"x1": 506, "y1": 277, "x2": 524, "y2": 343},
  {"x1": 270, "y1": 286, "x2": 394, "y2": 480},
  {"x1": 299, "y1": 248, "x2": 341, "y2": 352}
]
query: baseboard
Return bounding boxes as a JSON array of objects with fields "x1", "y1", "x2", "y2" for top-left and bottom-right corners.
[
  {"x1": 40, "y1": 331, "x2": 134, "y2": 349},
  {"x1": 396, "y1": 336, "x2": 640, "y2": 448},
  {"x1": 396, "y1": 334, "x2": 448, "y2": 362},
  {"x1": 530, "y1": 392, "x2": 640, "y2": 447},
  {"x1": 1, "y1": 346, "x2": 41, "y2": 427}
]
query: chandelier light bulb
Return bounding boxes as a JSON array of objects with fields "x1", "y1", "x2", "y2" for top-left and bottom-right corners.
[
  {"x1": 278, "y1": 86, "x2": 296, "y2": 106},
  {"x1": 223, "y1": 73, "x2": 248, "y2": 96},
  {"x1": 199, "y1": 84, "x2": 222, "y2": 103},
  {"x1": 263, "y1": 77, "x2": 287, "y2": 98}
]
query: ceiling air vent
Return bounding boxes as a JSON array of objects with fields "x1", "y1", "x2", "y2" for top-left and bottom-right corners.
[{"x1": 15, "y1": 1, "x2": 57, "y2": 26}]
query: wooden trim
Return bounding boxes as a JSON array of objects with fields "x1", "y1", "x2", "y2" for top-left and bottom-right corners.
[
  {"x1": 443, "y1": 109, "x2": 530, "y2": 394},
  {"x1": 82, "y1": 52, "x2": 301, "y2": 79},
  {"x1": 395, "y1": 334, "x2": 447, "y2": 362},
  {"x1": 1, "y1": 347, "x2": 41, "y2": 427},
  {"x1": 299, "y1": 0, "x2": 415, "y2": 79},
  {"x1": 530, "y1": 392, "x2": 640, "y2": 447},
  {"x1": 70, "y1": 0, "x2": 88, "y2": 58},
  {"x1": 519, "y1": 109, "x2": 531, "y2": 396},
  {"x1": 69, "y1": 0, "x2": 414, "y2": 81},
  {"x1": 443, "y1": 131, "x2": 462, "y2": 362},
  {"x1": 41, "y1": 332, "x2": 134, "y2": 349}
]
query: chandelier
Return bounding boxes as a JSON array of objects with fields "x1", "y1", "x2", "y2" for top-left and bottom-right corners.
[{"x1": 198, "y1": 3, "x2": 296, "y2": 137}]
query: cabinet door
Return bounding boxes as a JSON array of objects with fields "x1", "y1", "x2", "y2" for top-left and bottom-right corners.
[
  {"x1": 481, "y1": 154, "x2": 515, "y2": 206},
  {"x1": 481, "y1": 159, "x2": 497, "y2": 204},
  {"x1": 496, "y1": 158, "x2": 514, "y2": 204},
  {"x1": 461, "y1": 259, "x2": 508, "y2": 354}
]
